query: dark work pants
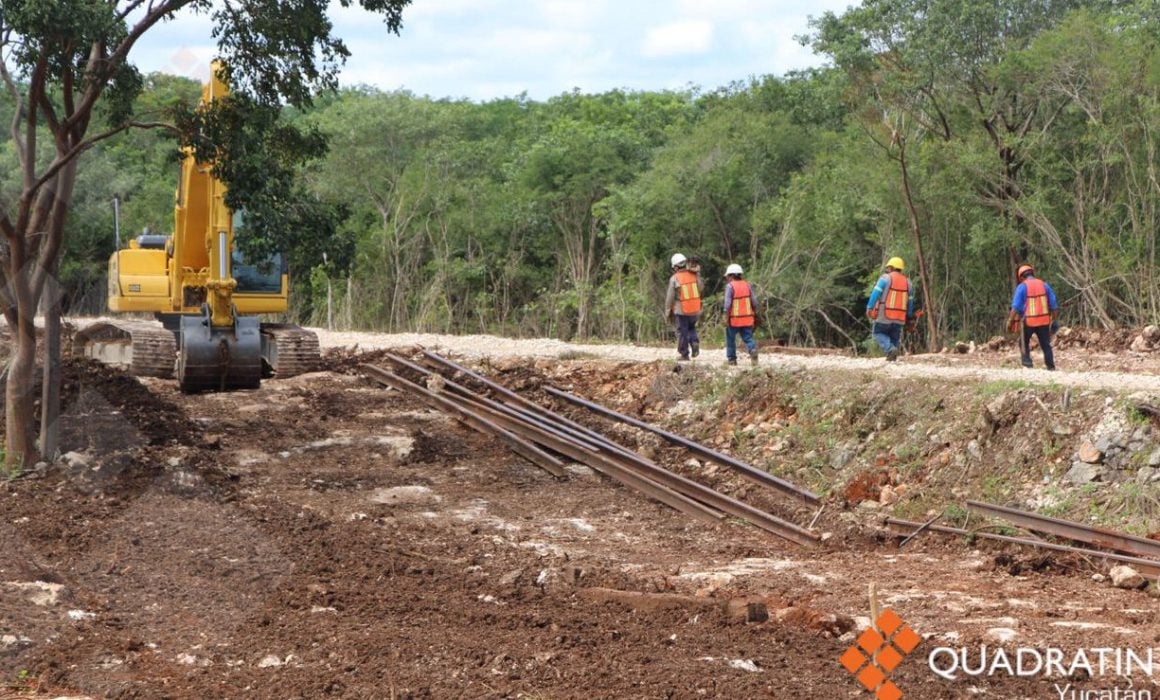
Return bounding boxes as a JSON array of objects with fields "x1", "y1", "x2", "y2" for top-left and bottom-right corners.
[
  {"x1": 676, "y1": 314, "x2": 699, "y2": 358},
  {"x1": 1021, "y1": 324, "x2": 1055, "y2": 370}
]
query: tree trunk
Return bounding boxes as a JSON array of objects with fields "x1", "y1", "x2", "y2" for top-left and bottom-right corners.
[
  {"x1": 896, "y1": 138, "x2": 940, "y2": 351},
  {"x1": 39, "y1": 260, "x2": 62, "y2": 461},
  {"x1": 6, "y1": 298, "x2": 39, "y2": 466}
]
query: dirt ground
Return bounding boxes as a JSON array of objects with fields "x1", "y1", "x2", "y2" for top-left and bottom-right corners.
[{"x1": 4, "y1": 327, "x2": 1160, "y2": 699}]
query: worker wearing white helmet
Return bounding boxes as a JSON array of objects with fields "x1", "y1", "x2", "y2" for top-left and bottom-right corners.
[
  {"x1": 664, "y1": 253, "x2": 703, "y2": 361},
  {"x1": 723, "y1": 263, "x2": 759, "y2": 366}
]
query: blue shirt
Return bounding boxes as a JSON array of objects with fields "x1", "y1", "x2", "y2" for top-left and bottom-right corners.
[
  {"x1": 866, "y1": 273, "x2": 915, "y2": 323},
  {"x1": 1010, "y1": 277, "x2": 1058, "y2": 315}
]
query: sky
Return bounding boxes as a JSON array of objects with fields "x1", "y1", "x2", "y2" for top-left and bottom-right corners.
[{"x1": 132, "y1": 0, "x2": 855, "y2": 102}]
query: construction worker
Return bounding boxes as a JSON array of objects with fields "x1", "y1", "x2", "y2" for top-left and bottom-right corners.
[
  {"x1": 664, "y1": 253, "x2": 703, "y2": 361},
  {"x1": 723, "y1": 264, "x2": 759, "y2": 366},
  {"x1": 1007, "y1": 264, "x2": 1058, "y2": 371},
  {"x1": 865, "y1": 256, "x2": 914, "y2": 361}
]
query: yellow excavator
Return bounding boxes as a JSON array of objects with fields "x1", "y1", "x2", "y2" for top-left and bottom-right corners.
[{"x1": 74, "y1": 64, "x2": 320, "y2": 392}]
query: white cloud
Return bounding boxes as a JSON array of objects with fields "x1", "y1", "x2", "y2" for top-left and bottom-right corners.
[
  {"x1": 674, "y1": 0, "x2": 765, "y2": 21},
  {"x1": 641, "y1": 21, "x2": 714, "y2": 58},
  {"x1": 537, "y1": 0, "x2": 608, "y2": 29},
  {"x1": 401, "y1": 0, "x2": 504, "y2": 20},
  {"x1": 482, "y1": 28, "x2": 593, "y2": 56},
  {"x1": 129, "y1": 0, "x2": 856, "y2": 101}
]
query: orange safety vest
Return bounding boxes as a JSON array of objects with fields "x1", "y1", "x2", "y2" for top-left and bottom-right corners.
[
  {"x1": 882, "y1": 271, "x2": 910, "y2": 322},
  {"x1": 727, "y1": 280, "x2": 755, "y2": 328},
  {"x1": 1023, "y1": 278, "x2": 1052, "y2": 327},
  {"x1": 675, "y1": 270, "x2": 702, "y2": 315}
]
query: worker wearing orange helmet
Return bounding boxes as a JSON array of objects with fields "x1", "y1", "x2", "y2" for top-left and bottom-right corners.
[
  {"x1": 865, "y1": 256, "x2": 915, "y2": 361},
  {"x1": 1007, "y1": 264, "x2": 1058, "y2": 370}
]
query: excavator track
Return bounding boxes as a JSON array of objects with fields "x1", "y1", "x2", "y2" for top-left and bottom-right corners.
[
  {"x1": 72, "y1": 321, "x2": 177, "y2": 378},
  {"x1": 260, "y1": 324, "x2": 321, "y2": 378}
]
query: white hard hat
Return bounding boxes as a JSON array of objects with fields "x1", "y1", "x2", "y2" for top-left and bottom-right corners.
[
  {"x1": 670, "y1": 253, "x2": 687, "y2": 267},
  {"x1": 725, "y1": 263, "x2": 744, "y2": 277}
]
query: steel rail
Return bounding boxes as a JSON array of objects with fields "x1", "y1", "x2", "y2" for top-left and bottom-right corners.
[
  {"x1": 359, "y1": 364, "x2": 566, "y2": 478},
  {"x1": 388, "y1": 353, "x2": 630, "y2": 460},
  {"x1": 965, "y1": 500, "x2": 1160, "y2": 561},
  {"x1": 543, "y1": 386, "x2": 821, "y2": 505},
  {"x1": 451, "y1": 391, "x2": 728, "y2": 527},
  {"x1": 381, "y1": 355, "x2": 727, "y2": 525},
  {"x1": 387, "y1": 355, "x2": 817, "y2": 545},
  {"x1": 499, "y1": 400, "x2": 641, "y2": 460},
  {"x1": 418, "y1": 350, "x2": 641, "y2": 461},
  {"x1": 884, "y1": 517, "x2": 1160, "y2": 579}
]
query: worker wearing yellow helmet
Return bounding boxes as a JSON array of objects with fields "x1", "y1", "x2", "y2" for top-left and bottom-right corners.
[{"x1": 865, "y1": 256, "x2": 914, "y2": 361}]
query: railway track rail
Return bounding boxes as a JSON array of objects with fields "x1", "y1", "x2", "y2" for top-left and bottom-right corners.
[
  {"x1": 885, "y1": 516, "x2": 1160, "y2": 579},
  {"x1": 359, "y1": 351, "x2": 820, "y2": 547},
  {"x1": 965, "y1": 500, "x2": 1160, "y2": 561}
]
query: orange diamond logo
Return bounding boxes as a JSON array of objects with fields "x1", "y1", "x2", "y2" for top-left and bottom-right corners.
[
  {"x1": 857, "y1": 663, "x2": 885, "y2": 690},
  {"x1": 877, "y1": 680, "x2": 903, "y2": 700},
  {"x1": 840, "y1": 646, "x2": 868, "y2": 674},
  {"x1": 877, "y1": 609, "x2": 903, "y2": 636},
  {"x1": 893, "y1": 625, "x2": 921, "y2": 654},
  {"x1": 876, "y1": 645, "x2": 904, "y2": 672},
  {"x1": 839, "y1": 608, "x2": 921, "y2": 698},
  {"x1": 857, "y1": 628, "x2": 885, "y2": 655}
]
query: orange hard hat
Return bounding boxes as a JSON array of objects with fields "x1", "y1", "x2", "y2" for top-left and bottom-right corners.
[{"x1": 1017, "y1": 264, "x2": 1034, "y2": 279}]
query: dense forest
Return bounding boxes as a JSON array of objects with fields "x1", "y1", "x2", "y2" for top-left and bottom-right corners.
[{"x1": 16, "y1": 0, "x2": 1160, "y2": 351}]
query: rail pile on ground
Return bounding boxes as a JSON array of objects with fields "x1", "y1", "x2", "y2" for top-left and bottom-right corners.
[
  {"x1": 887, "y1": 500, "x2": 1160, "y2": 579},
  {"x1": 359, "y1": 351, "x2": 820, "y2": 547}
]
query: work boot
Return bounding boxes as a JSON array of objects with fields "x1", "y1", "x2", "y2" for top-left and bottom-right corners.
[
  {"x1": 691, "y1": 342, "x2": 700, "y2": 358},
  {"x1": 727, "y1": 358, "x2": 737, "y2": 366},
  {"x1": 677, "y1": 355, "x2": 690, "y2": 362},
  {"x1": 749, "y1": 349, "x2": 758, "y2": 366},
  {"x1": 886, "y1": 348, "x2": 899, "y2": 362}
]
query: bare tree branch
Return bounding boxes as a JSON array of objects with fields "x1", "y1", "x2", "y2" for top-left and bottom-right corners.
[
  {"x1": 27, "y1": 121, "x2": 177, "y2": 198},
  {"x1": 23, "y1": 53, "x2": 49, "y2": 193},
  {"x1": 0, "y1": 54, "x2": 28, "y2": 164},
  {"x1": 34, "y1": 81, "x2": 63, "y2": 140},
  {"x1": 31, "y1": 163, "x2": 78, "y2": 301},
  {"x1": 115, "y1": 0, "x2": 152, "y2": 23},
  {"x1": 0, "y1": 205, "x2": 15, "y2": 240},
  {"x1": 64, "y1": 0, "x2": 197, "y2": 135}
]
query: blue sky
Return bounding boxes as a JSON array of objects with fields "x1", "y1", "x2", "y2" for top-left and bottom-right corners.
[{"x1": 132, "y1": 0, "x2": 855, "y2": 101}]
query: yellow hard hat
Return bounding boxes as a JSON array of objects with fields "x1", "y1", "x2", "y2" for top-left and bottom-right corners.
[{"x1": 886, "y1": 256, "x2": 905, "y2": 271}]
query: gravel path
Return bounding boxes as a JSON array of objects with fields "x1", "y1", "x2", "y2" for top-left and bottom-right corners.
[
  {"x1": 312, "y1": 328, "x2": 1160, "y2": 394},
  {"x1": 62, "y1": 317, "x2": 1160, "y2": 394}
]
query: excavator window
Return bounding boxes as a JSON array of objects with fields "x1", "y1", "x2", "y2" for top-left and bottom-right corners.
[
  {"x1": 233, "y1": 250, "x2": 283, "y2": 293},
  {"x1": 231, "y1": 210, "x2": 285, "y2": 293}
]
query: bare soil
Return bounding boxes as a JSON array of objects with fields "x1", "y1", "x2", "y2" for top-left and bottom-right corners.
[{"x1": 4, "y1": 327, "x2": 1160, "y2": 698}]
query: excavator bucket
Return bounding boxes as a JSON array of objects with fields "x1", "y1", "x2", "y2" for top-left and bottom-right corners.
[{"x1": 176, "y1": 311, "x2": 262, "y2": 393}]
